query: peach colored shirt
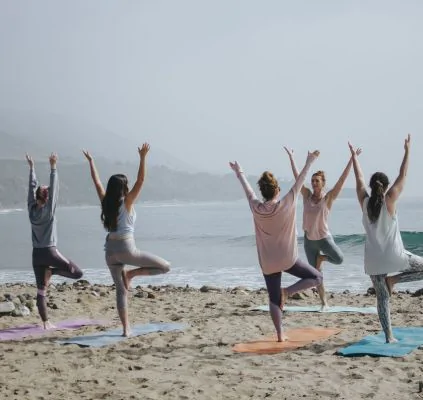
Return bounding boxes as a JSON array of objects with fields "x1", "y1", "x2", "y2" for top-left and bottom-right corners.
[
  {"x1": 236, "y1": 159, "x2": 313, "y2": 275},
  {"x1": 302, "y1": 193, "x2": 330, "y2": 240}
]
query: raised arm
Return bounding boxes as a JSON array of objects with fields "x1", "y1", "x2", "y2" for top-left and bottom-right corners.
[
  {"x1": 386, "y1": 134, "x2": 411, "y2": 205},
  {"x1": 26, "y1": 154, "x2": 37, "y2": 210},
  {"x1": 229, "y1": 161, "x2": 259, "y2": 208},
  {"x1": 290, "y1": 150, "x2": 320, "y2": 196},
  {"x1": 83, "y1": 150, "x2": 105, "y2": 202},
  {"x1": 284, "y1": 147, "x2": 310, "y2": 197},
  {"x1": 326, "y1": 148, "x2": 362, "y2": 208},
  {"x1": 348, "y1": 142, "x2": 367, "y2": 209},
  {"x1": 47, "y1": 153, "x2": 59, "y2": 217},
  {"x1": 125, "y1": 143, "x2": 150, "y2": 209}
]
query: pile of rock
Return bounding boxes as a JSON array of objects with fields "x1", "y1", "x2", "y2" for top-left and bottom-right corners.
[{"x1": 0, "y1": 293, "x2": 35, "y2": 317}]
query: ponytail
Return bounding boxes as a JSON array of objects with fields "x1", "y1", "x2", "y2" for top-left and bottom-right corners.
[{"x1": 367, "y1": 173, "x2": 389, "y2": 223}]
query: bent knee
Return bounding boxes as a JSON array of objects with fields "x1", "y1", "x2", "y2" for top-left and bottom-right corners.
[
  {"x1": 332, "y1": 253, "x2": 344, "y2": 265},
  {"x1": 162, "y1": 262, "x2": 171, "y2": 274},
  {"x1": 70, "y1": 263, "x2": 84, "y2": 279}
]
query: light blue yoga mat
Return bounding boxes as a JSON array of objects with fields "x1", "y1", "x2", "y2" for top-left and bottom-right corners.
[
  {"x1": 57, "y1": 322, "x2": 187, "y2": 348},
  {"x1": 338, "y1": 327, "x2": 423, "y2": 357},
  {"x1": 250, "y1": 305, "x2": 377, "y2": 314}
]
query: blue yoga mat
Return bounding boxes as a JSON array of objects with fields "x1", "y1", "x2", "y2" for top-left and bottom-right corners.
[
  {"x1": 57, "y1": 322, "x2": 187, "y2": 348},
  {"x1": 250, "y1": 305, "x2": 377, "y2": 314},
  {"x1": 338, "y1": 327, "x2": 423, "y2": 357}
]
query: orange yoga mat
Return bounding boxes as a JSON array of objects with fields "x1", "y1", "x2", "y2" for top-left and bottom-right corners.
[{"x1": 232, "y1": 327, "x2": 341, "y2": 354}]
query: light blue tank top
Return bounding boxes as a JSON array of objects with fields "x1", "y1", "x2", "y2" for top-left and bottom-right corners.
[{"x1": 114, "y1": 201, "x2": 136, "y2": 237}]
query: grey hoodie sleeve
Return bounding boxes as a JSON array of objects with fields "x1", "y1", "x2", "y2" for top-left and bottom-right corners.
[
  {"x1": 28, "y1": 168, "x2": 37, "y2": 211},
  {"x1": 47, "y1": 168, "x2": 59, "y2": 217}
]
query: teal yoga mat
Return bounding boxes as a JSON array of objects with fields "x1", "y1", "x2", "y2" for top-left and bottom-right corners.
[
  {"x1": 338, "y1": 327, "x2": 423, "y2": 357},
  {"x1": 57, "y1": 322, "x2": 187, "y2": 347},
  {"x1": 250, "y1": 305, "x2": 377, "y2": 314}
]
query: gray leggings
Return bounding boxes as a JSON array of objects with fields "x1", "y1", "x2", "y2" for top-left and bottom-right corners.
[
  {"x1": 370, "y1": 251, "x2": 423, "y2": 342},
  {"x1": 304, "y1": 233, "x2": 344, "y2": 267},
  {"x1": 105, "y1": 237, "x2": 170, "y2": 310}
]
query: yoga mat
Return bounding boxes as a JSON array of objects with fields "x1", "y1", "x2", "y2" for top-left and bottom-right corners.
[
  {"x1": 250, "y1": 305, "x2": 377, "y2": 314},
  {"x1": 57, "y1": 322, "x2": 187, "y2": 347},
  {"x1": 338, "y1": 327, "x2": 423, "y2": 357},
  {"x1": 0, "y1": 318, "x2": 106, "y2": 341},
  {"x1": 233, "y1": 327, "x2": 341, "y2": 354}
]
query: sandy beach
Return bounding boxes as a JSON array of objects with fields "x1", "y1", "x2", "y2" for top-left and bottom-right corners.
[{"x1": 1, "y1": 282, "x2": 423, "y2": 400}]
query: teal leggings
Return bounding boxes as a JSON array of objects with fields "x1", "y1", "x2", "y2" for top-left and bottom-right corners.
[{"x1": 304, "y1": 233, "x2": 344, "y2": 267}]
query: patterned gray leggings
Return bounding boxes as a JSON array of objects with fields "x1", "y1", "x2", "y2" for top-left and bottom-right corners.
[{"x1": 370, "y1": 251, "x2": 423, "y2": 342}]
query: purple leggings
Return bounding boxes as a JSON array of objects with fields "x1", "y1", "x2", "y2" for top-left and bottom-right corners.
[
  {"x1": 263, "y1": 258, "x2": 323, "y2": 337},
  {"x1": 32, "y1": 247, "x2": 83, "y2": 322}
]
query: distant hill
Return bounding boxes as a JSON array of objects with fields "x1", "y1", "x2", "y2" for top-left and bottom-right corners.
[
  {"x1": 0, "y1": 110, "x2": 357, "y2": 208},
  {"x1": 0, "y1": 158, "x2": 357, "y2": 209},
  {"x1": 0, "y1": 158, "x2": 251, "y2": 208}
]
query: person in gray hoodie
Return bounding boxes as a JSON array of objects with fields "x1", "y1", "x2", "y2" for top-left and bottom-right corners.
[{"x1": 26, "y1": 153, "x2": 83, "y2": 329}]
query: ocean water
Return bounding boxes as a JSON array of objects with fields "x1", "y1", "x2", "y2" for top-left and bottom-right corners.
[{"x1": 1, "y1": 198, "x2": 423, "y2": 293}]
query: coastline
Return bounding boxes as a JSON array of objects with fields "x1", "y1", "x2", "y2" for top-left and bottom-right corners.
[{"x1": 1, "y1": 283, "x2": 423, "y2": 399}]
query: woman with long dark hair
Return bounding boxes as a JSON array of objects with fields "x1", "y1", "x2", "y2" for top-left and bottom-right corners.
[
  {"x1": 83, "y1": 144, "x2": 170, "y2": 336},
  {"x1": 349, "y1": 135, "x2": 423, "y2": 343},
  {"x1": 229, "y1": 150, "x2": 323, "y2": 342}
]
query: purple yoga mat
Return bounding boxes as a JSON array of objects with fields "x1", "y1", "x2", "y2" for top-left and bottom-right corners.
[{"x1": 0, "y1": 318, "x2": 106, "y2": 341}]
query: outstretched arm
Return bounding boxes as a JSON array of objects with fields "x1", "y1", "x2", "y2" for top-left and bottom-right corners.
[
  {"x1": 348, "y1": 142, "x2": 367, "y2": 209},
  {"x1": 229, "y1": 161, "x2": 259, "y2": 208},
  {"x1": 326, "y1": 148, "x2": 362, "y2": 208},
  {"x1": 26, "y1": 154, "x2": 37, "y2": 210},
  {"x1": 125, "y1": 143, "x2": 150, "y2": 209},
  {"x1": 386, "y1": 134, "x2": 411, "y2": 204},
  {"x1": 290, "y1": 150, "x2": 320, "y2": 196},
  {"x1": 83, "y1": 151, "x2": 105, "y2": 202},
  {"x1": 284, "y1": 147, "x2": 310, "y2": 197},
  {"x1": 47, "y1": 153, "x2": 59, "y2": 217}
]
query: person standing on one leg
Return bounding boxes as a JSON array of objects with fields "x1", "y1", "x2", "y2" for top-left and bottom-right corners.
[
  {"x1": 284, "y1": 147, "x2": 361, "y2": 310},
  {"x1": 83, "y1": 143, "x2": 170, "y2": 337},
  {"x1": 229, "y1": 150, "x2": 322, "y2": 342},
  {"x1": 26, "y1": 153, "x2": 83, "y2": 329},
  {"x1": 349, "y1": 134, "x2": 423, "y2": 343}
]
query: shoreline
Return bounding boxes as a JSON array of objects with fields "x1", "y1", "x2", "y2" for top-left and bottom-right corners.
[{"x1": 0, "y1": 280, "x2": 421, "y2": 295}]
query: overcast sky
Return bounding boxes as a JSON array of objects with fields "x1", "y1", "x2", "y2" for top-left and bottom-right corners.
[{"x1": 0, "y1": 1, "x2": 422, "y2": 194}]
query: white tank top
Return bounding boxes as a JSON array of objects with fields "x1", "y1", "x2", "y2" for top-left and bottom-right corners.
[
  {"x1": 362, "y1": 197, "x2": 408, "y2": 275},
  {"x1": 112, "y1": 201, "x2": 136, "y2": 237},
  {"x1": 302, "y1": 193, "x2": 330, "y2": 240}
]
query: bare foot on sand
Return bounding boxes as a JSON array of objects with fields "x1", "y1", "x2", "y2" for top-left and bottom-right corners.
[
  {"x1": 43, "y1": 320, "x2": 56, "y2": 330},
  {"x1": 277, "y1": 332, "x2": 289, "y2": 342},
  {"x1": 122, "y1": 327, "x2": 132, "y2": 337}
]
